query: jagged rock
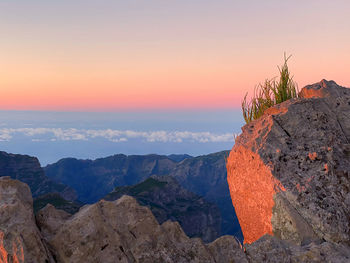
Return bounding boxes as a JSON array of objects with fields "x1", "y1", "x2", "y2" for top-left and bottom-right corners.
[
  {"x1": 103, "y1": 175, "x2": 221, "y2": 242},
  {"x1": 208, "y1": 235, "x2": 248, "y2": 263},
  {"x1": 37, "y1": 195, "x2": 245, "y2": 263},
  {"x1": 0, "y1": 151, "x2": 77, "y2": 201},
  {"x1": 0, "y1": 176, "x2": 54, "y2": 262},
  {"x1": 226, "y1": 80, "x2": 350, "y2": 246},
  {"x1": 36, "y1": 204, "x2": 71, "y2": 240},
  {"x1": 245, "y1": 235, "x2": 350, "y2": 263}
]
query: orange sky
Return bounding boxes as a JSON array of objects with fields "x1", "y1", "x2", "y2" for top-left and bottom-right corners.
[{"x1": 1, "y1": 0, "x2": 350, "y2": 110}]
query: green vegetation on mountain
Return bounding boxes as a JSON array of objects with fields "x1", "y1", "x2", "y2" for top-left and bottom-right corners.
[
  {"x1": 34, "y1": 193, "x2": 82, "y2": 214},
  {"x1": 104, "y1": 176, "x2": 221, "y2": 242}
]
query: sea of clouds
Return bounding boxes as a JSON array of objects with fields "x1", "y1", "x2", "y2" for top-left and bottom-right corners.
[{"x1": 0, "y1": 128, "x2": 237, "y2": 143}]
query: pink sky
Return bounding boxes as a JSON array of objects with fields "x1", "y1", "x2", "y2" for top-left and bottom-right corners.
[{"x1": 1, "y1": 0, "x2": 349, "y2": 110}]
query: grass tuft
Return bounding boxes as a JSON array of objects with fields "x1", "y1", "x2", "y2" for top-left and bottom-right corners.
[{"x1": 242, "y1": 54, "x2": 299, "y2": 124}]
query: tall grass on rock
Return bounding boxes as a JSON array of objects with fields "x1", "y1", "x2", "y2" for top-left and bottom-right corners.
[{"x1": 242, "y1": 55, "x2": 299, "y2": 124}]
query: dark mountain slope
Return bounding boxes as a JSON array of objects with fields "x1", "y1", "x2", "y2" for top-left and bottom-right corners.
[
  {"x1": 0, "y1": 151, "x2": 76, "y2": 201},
  {"x1": 45, "y1": 154, "x2": 176, "y2": 203},
  {"x1": 44, "y1": 151, "x2": 242, "y2": 238},
  {"x1": 104, "y1": 175, "x2": 221, "y2": 242},
  {"x1": 33, "y1": 193, "x2": 82, "y2": 214}
]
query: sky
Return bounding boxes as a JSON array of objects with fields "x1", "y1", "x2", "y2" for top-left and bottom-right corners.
[
  {"x1": 0, "y1": 1, "x2": 350, "y2": 163},
  {"x1": 1, "y1": 0, "x2": 350, "y2": 111}
]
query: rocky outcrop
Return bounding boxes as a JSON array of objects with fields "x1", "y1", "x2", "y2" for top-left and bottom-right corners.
[
  {"x1": 36, "y1": 204, "x2": 71, "y2": 241},
  {"x1": 37, "y1": 195, "x2": 245, "y2": 263},
  {"x1": 0, "y1": 176, "x2": 54, "y2": 262},
  {"x1": 226, "y1": 80, "x2": 350, "y2": 246},
  {"x1": 2, "y1": 175, "x2": 349, "y2": 262},
  {"x1": 44, "y1": 151, "x2": 242, "y2": 238},
  {"x1": 103, "y1": 175, "x2": 221, "y2": 242},
  {"x1": 245, "y1": 235, "x2": 350, "y2": 263},
  {"x1": 0, "y1": 151, "x2": 77, "y2": 201}
]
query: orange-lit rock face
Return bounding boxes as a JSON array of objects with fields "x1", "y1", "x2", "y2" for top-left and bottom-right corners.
[
  {"x1": 0, "y1": 232, "x2": 8, "y2": 263},
  {"x1": 226, "y1": 146, "x2": 285, "y2": 244},
  {"x1": 11, "y1": 238, "x2": 24, "y2": 263},
  {"x1": 0, "y1": 232, "x2": 25, "y2": 263}
]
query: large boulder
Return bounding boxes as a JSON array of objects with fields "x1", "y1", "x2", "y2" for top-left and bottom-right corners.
[
  {"x1": 0, "y1": 176, "x2": 54, "y2": 262},
  {"x1": 226, "y1": 80, "x2": 350, "y2": 246},
  {"x1": 37, "y1": 195, "x2": 245, "y2": 263}
]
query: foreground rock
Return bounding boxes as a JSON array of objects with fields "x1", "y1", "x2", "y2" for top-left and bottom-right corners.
[
  {"x1": 2, "y1": 176, "x2": 349, "y2": 262},
  {"x1": 226, "y1": 80, "x2": 350, "y2": 246},
  {"x1": 0, "y1": 176, "x2": 54, "y2": 262},
  {"x1": 246, "y1": 235, "x2": 350, "y2": 263},
  {"x1": 37, "y1": 195, "x2": 245, "y2": 263},
  {"x1": 103, "y1": 175, "x2": 221, "y2": 242}
]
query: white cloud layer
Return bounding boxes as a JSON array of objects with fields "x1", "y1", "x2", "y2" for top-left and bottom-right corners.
[{"x1": 0, "y1": 128, "x2": 237, "y2": 143}]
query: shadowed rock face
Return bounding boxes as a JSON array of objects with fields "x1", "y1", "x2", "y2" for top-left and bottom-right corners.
[
  {"x1": 0, "y1": 151, "x2": 77, "y2": 201},
  {"x1": 0, "y1": 177, "x2": 54, "y2": 263},
  {"x1": 227, "y1": 80, "x2": 350, "y2": 245}
]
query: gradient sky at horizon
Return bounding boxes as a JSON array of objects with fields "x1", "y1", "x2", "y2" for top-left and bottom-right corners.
[{"x1": 1, "y1": 0, "x2": 350, "y2": 110}]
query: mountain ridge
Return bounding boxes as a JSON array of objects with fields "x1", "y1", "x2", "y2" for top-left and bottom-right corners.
[{"x1": 44, "y1": 150, "x2": 242, "y2": 238}]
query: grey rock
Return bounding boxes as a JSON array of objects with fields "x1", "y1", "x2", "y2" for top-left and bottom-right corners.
[
  {"x1": 246, "y1": 235, "x2": 350, "y2": 263},
  {"x1": 227, "y1": 80, "x2": 350, "y2": 246},
  {"x1": 38, "y1": 195, "x2": 245, "y2": 263},
  {"x1": 208, "y1": 235, "x2": 248, "y2": 263},
  {"x1": 36, "y1": 204, "x2": 71, "y2": 240},
  {"x1": 0, "y1": 176, "x2": 54, "y2": 262}
]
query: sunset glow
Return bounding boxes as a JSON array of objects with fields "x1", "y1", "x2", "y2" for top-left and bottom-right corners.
[{"x1": 1, "y1": 0, "x2": 350, "y2": 110}]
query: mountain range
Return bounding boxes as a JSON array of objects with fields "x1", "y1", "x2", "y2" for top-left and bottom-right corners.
[{"x1": 44, "y1": 151, "x2": 242, "y2": 239}]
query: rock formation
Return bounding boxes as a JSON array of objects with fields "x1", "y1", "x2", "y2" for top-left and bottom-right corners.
[
  {"x1": 103, "y1": 175, "x2": 221, "y2": 242},
  {"x1": 0, "y1": 176, "x2": 54, "y2": 262},
  {"x1": 245, "y1": 235, "x2": 350, "y2": 262},
  {"x1": 2, "y1": 172, "x2": 350, "y2": 262},
  {"x1": 226, "y1": 80, "x2": 350, "y2": 247},
  {"x1": 37, "y1": 195, "x2": 245, "y2": 263}
]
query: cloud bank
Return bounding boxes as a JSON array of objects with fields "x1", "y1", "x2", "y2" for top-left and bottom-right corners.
[{"x1": 0, "y1": 128, "x2": 237, "y2": 143}]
